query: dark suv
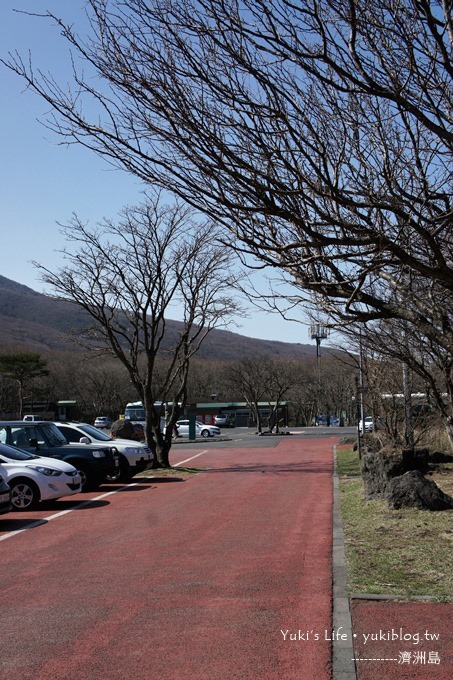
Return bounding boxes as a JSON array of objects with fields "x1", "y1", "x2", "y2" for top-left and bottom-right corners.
[{"x1": 0, "y1": 421, "x2": 119, "y2": 491}]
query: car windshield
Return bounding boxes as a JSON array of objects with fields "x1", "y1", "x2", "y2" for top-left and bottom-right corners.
[
  {"x1": 79, "y1": 424, "x2": 111, "y2": 441},
  {"x1": 125, "y1": 408, "x2": 146, "y2": 421},
  {"x1": 39, "y1": 423, "x2": 68, "y2": 445},
  {"x1": 0, "y1": 444, "x2": 38, "y2": 461}
]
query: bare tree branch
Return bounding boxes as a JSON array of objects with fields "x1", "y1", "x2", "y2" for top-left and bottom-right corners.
[
  {"x1": 34, "y1": 190, "x2": 243, "y2": 466},
  {"x1": 3, "y1": 0, "x2": 451, "y2": 358}
]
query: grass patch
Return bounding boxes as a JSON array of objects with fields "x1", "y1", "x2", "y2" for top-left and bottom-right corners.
[
  {"x1": 337, "y1": 447, "x2": 453, "y2": 601},
  {"x1": 336, "y1": 445, "x2": 361, "y2": 477}
]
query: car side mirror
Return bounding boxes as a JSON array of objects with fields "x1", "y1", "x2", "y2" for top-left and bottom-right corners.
[{"x1": 80, "y1": 436, "x2": 91, "y2": 444}]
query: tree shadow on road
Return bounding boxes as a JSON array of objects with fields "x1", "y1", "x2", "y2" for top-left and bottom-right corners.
[
  {"x1": 204, "y1": 461, "x2": 332, "y2": 474},
  {"x1": 0, "y1": 517, "x2": 47, "y2": 533}
]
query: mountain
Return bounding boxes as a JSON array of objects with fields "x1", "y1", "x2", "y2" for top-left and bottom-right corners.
[{"x1": 0, "y1": 275, "x2": 317, "y2": 359}]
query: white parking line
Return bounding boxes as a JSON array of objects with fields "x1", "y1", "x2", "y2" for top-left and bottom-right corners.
[
  {"x1": 0, "y1": 487, "x2": 131, "y2": 543},
  {"x1": 0, "y1": 518, "x2": 47, "y2": 542},
  {"x1": 174, "y1": 450, "x2": 209, "y2": 466},
  {"x1": 0, "y1": 455, "x2": 211, "y2": 543}
]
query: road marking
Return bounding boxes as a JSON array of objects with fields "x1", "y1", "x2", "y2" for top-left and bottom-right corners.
[
  {"x1": 0, "y1": 519, "x2": 47, "y2": 542},
  {"x1": 0, "y1": 457, "x2": 210, "y2": 543},
  {"x1": 0, "y1": 487, "x2": 131, "y2": 543},
  {"x1": 175, "y1": 450, "x2": 209, "y2": 466}
]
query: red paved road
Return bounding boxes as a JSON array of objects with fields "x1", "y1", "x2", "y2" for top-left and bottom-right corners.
[
  {"x1": 351, "y1": 600, "x2": 453, "y2": 680},
  {"x1": 1, "y1": 437, "x2": 334, "y2": 680}
]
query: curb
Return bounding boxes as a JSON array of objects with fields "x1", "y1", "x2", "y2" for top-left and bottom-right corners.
[{"x1": 332, "y1": 445, "x2": 357, "y2": 679}]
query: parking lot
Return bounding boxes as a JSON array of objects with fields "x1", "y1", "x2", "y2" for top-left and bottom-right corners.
[
  {"x1": 0, "y1": 434, "x2": 335, "y2": 680},
  {"x1": 0, "y1": 426, "x2": 351, "y2": 539}
]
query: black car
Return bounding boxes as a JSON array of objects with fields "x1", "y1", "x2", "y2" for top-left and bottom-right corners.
[
  {"x1": 0, "y1": 463, "x2": 12, "y2": 515},
  {"x1": 0, "y1": 421, "x2": 119, "y2": 491}
]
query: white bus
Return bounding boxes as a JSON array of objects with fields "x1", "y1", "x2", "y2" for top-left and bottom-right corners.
[
  {"x1": 124, "y1": 401, "x2": 174, "y2": 430},
  {"x1": 124, "y1": 401, "x2": 146, "y2": 423}
]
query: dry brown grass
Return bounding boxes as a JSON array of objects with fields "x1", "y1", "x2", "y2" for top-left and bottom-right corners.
[{"x1": 337, "y1": 447, "x2": 453, "y2": 601}]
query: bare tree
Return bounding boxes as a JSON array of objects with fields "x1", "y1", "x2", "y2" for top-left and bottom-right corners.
[
  {"x1": 0, "y1": 376, "x2": 17, "y2": 419},
  {"x1": 36, "y1": 192, "x2": 242, "y2": 467},
  {"x1": 0, "y1": 353, "x2": 49, "y2": 419},
  {"x1": 228, "y1": 359, "x2": 269, "y2": 432},
  {"x1": 47, "y1": 353, "x2": 132, "y2": 422},
  {"x1": 286, "y1": 364, "x2": 319, "y2": 427},
  {"x1": 3, "y1": 1, "x2": 451, "y2": 401},
  {"x1": 340, "y1": 316, "x2": 453, "y2": 448},
  {"x1": 228, "y1": 357, "x2": 299, "y2": 432},
  {"x1": 261, "y1": 360, "x2": 297, "y2": 433}
]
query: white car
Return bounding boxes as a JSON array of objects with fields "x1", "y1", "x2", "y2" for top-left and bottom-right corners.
[
  {"x1": 93, "y1": 416, "x2": 112, "y2": 429},
  {"x1": 0, "y1": 462, "x2": 12, "y2": 515},
  {"x1": 359, "y1": 416, "x2": 377, "y2": 434},
  {"x1": 0, "y1": 442, "x2": 81, "y2": 511},
  {"x1": 176, "y1": 420, "x2": 221, "y2": 438},
  {"x1": 54, "y1": 422, "x2": 153, "y2": 482}
]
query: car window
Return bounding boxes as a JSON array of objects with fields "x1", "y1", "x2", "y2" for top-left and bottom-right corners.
[
  {"x1": 57, "y1": 427, "x2": 81, "y2": 443},
  {"x1": 78, "y1": 424, "x2": 110, "y2": 441},
  {"x1": 0, "y1": 427, "x2": 7, "y2": 444},
  {"x1": 11, "y1": 426, "x2": 41, "y2": 447},
  {"x1": 39, "y1": 423, "x2": 67, "y2": 445}
]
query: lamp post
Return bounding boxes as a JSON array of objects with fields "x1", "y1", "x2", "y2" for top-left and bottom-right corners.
[{"x1": 310, "y1": 323, "x2": 329, "y2": 423}]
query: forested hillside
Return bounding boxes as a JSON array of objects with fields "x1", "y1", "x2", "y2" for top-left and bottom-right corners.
[{"x1": 0, "y1": 276, "x2": 317, "y2": 359}]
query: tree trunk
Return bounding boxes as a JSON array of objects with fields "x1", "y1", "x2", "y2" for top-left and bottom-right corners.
[
  {"x1": 446, "y1": 416, "x2": 453, "y2": 452},
  {"x1": 142, "y1": 395, "x2": 173, "y2": 469},
  {"x1": 153, "y1": 436, "x2": 171, "y2": 468},
  {"x1": 445, "y1": 366, "x2": 453, "y2": 451},
  {"x1": 17, "y1": 379, "x2": 24, "y2": 419},
  {"x1": 148, "y1": 422, "x2": 172, "y2": 469},
  {"x1": 252, "y1": 402, "x2": 262, "y2": 433}
]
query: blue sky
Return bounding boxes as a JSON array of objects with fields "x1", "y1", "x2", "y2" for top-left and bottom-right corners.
[{"x1": 0, "y1": 0, "x2": 313, "y2": 345}]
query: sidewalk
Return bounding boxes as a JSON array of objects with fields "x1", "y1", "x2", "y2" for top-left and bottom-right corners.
[{"x1": 332, "y1": 448, "x2": 453, "y2": 680}]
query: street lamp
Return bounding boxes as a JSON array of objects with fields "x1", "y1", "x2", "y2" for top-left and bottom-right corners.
[
  {"x1": 310, "y1": 323, "x2": 329, "y2": 424},
  {"x1": 310, "y1": 323, "x2": 329, "y2": 360}
]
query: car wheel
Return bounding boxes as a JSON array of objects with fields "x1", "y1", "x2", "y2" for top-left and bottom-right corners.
[
  {"x1": 10, "y1": 478, "x2": 40, "y2": 511},
  {"x1": 76, "y1": 466, "x2": 99, "y2": 491},
  {"x1": 76, "y1": 466, "x2": 88, "y2": 490},
  {"x1": 201, "y1": 429, "x2": 210, "y2": 438},
  {"x1": 107, "y1": 457, "x2": 132, "y2": 483}
]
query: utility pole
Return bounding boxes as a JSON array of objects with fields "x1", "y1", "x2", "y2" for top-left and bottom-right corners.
[{"x1": 355, "y1": 330, "x2": 366, "y2": 459}]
